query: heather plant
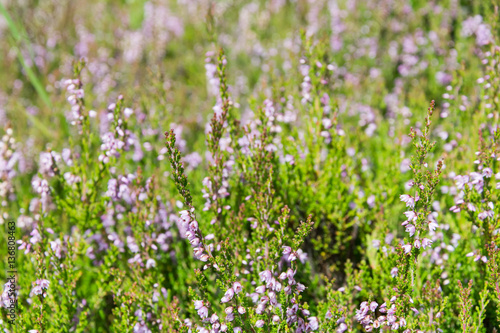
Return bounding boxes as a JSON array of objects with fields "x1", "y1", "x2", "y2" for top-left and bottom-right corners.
[{"x1": 0, "y1": 0, "x2": 500, "y2": 332}]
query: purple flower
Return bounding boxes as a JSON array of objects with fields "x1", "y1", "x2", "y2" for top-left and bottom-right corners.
[
  {"x1": 402, "y1": 244, "x2": 412, "y2": 254},
  {"x1": 475, "y1": 24, "x2": 492, "y2": 45}
]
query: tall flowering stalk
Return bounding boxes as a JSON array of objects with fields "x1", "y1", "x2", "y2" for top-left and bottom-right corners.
[
  {"x1": 165, "y1": 129, "x2": 211, "y2": 264},
  {"x1": 356, "y1": 101, "x2": 444, "y2": 332},
  {"x1": 394, "y1": 101, "x2": 443, "y2": 316},
  {"x1": 204, "y1": 49, "x2": 232, "y2": 228}
]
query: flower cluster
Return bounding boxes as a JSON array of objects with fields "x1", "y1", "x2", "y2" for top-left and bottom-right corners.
[
  {"x1": 0, "y1": 127, "x2": 18, "y2": 206},
  {"x1": 30, "y1": 279, "x2": 50, "y2": 298},
  {"x1": 180, "y1": 209, "x2": 210, "y2": 262},
  {"x1": 64, "y1": 78, "x2": 85, "y2": 126},
  {"x1": 355, "y1": 300, "x2": 408, "y2": 332},
  {"x1": 246, "y1": 267, "x2": 318, "y2": 332},
  {"x1": 98, "y1": 98, "x2": 130, "y2": 164}
]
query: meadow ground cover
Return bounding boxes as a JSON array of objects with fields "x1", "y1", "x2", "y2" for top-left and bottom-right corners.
[{"x1": 0, "y1": 0, "x2": 499, "y2": 332}]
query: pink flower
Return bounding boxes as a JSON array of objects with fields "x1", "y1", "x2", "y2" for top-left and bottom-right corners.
[
  {"x1": 402, "y1": 244, "x2": 412, "y2": 254},
  {"x1": 308, "y1": 317, "x2": 319, "y2": 330},
  {"x1": 37, "y1": 279, "x2": 50, "y2": 289},
  {"x1": 233, "y1": 281, "x2": 242, "y2": 294},
  {"x1": 482, "y1": 168, "x2": 493, "y2": 178},
  {"x1": 403, "y1": 211, "x2": 417, "y2": 221},
  {"x1": 478, "y1": 211, "x2": 494, "y2": 220},
  {"x1": 193, "y1": 247, "x2": 204, "y2": 257},
  {"x1": 422, "y1": 238, "x2": 433, "y2": 249},
  {"x1": 221, "y1": 288, "x2": 234, "y2": 303},
  {"x1": 414, "y1": 239, "x2": 421, "y2": 249},
  {"x1": 32, "y1": 285, "x2": 43, "y2": 295},
  {"x1": 454, "y1": 175, "x2": 470, "y2": 189},
  {"x1": 428, "y1": 221, "x2": 438, "y2": 231},
  {"x1": 259, "y1": 270, "x2": 272, "y2": 283},
  {"x1": 405, "y1": 224, "x2": 415, "y2": 237},
  {"x1": 146, "y1": 258, "x2": 156, "y2": 269},
  {"x1": 255, "y1": 320, "x2": 265, "y2": 328},
  {"x1": 197, "y1": 306, "x2": 209, "y2": 318},
  {"x1": 400, "y1": 195, "x2": 415, "y2": 208},
  {"x1": 194, "y1": 300, "x2": 204, "y2": 310}
]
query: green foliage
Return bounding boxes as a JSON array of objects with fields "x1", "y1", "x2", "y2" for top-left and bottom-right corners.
[{"x1": 0, "y1": 0, "x2": 499, "y2": 332}]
